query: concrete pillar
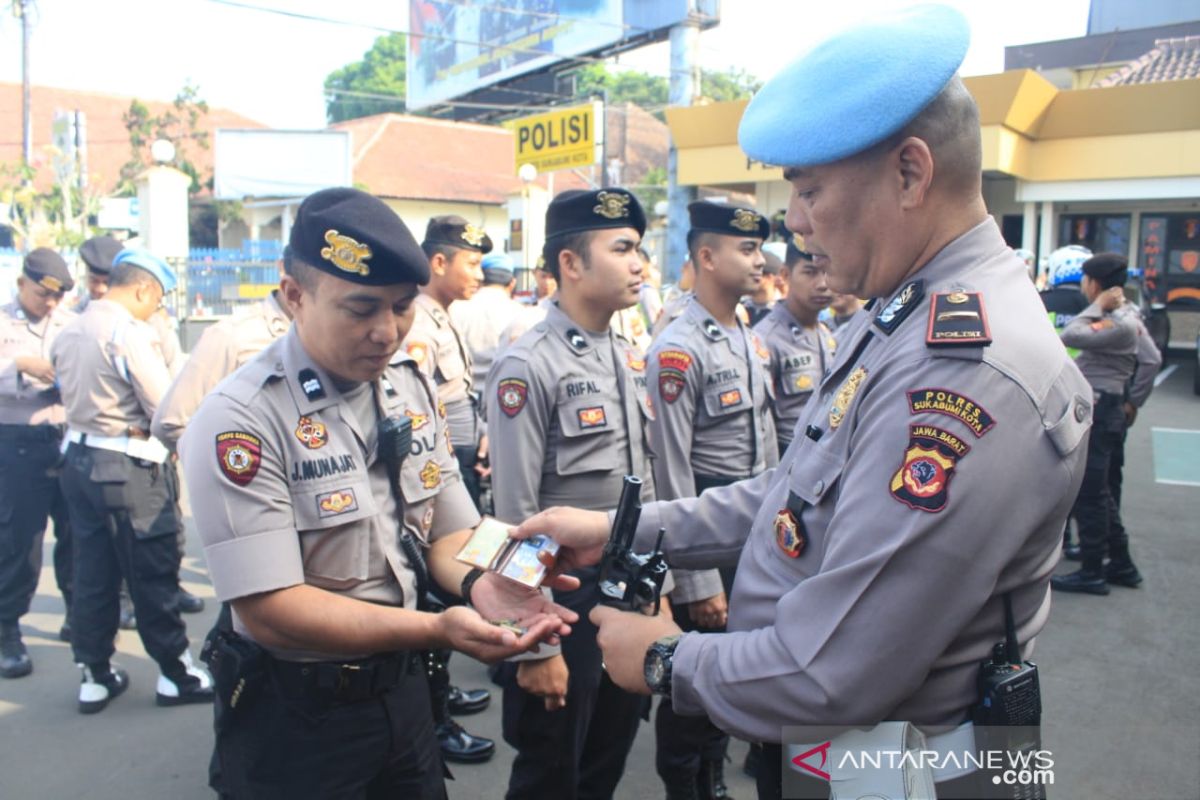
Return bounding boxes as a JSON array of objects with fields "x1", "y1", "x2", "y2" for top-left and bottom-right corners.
[
  {"x1": 135, "y1": 165, "x2": 190, "y2": 262},
  {"x1": 1038, "y1": 201, "x2": 1056, "y2": 278},
  {"x1": 1022, "y1": 202, "x2": 1038, "y2": 254}
]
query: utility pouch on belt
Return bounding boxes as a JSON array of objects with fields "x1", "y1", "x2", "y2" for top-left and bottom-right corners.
[{"x1": 201, "y1": 603, "x2": 267, "y2": 729}]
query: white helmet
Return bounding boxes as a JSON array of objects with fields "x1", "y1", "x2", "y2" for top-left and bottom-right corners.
[{"x1": 1048, "y1": 245, "x2": 1092, "y2": 287}]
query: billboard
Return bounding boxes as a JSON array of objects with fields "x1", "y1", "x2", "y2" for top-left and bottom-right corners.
[
  {"x1": 214, "y1": 130, "x2": 352, "y2": 199},
  {"x1": 407, "y1": 0, "x2": 720, "y2": 111}
]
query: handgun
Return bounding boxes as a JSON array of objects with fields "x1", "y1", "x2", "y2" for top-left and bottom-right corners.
[{"x1": 597, "y1": 475, "x2": 668, "y2": 614}]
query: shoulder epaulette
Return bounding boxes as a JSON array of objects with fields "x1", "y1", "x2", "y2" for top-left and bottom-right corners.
[{"x1": 926, "y1": 291, "x2": 992, "y2": 348}]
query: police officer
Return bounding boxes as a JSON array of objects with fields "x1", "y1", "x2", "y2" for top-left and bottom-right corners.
[
  {"x1": 78, "y1": 235, "x2": 201, "y2": 620},
  {"x1": 0, "y1": 249, "x2": 75, "y2": 677},
  {"x1": 449, "y1": 252, "x2": 523, "y2": 389},
  {"x1": 741, "y1": 248, "x2": 783, "y2": 327},
  {"x1": 77, "y1": 235, "x2": 185, "y2": 375},
  {"x1": 754, "y1": 234, "x2": 836, "y2": 453},
  {"x1": 151, "y1": 250, "x2": 293, "y2": 447},
  {"x1": 406, "y1": 215, "x2": 491, "y2": 510},
  {"x1": 405, "y1": 215, "x2": 496, "y2": 763},
  {"x1": 486, "y1": 188, "x2": 659, "y2": 800},
  {"x1": 646, "y1": 199, "x2": 779, "y2": 799},
  {"x1": 827, "y1": 292, "x2": 864, "y2": 331},
  {"x1": 179, "y1": 188, "x2": 574, "y2": 798},
  {"x1": 52, "y1": 248, "x2": 213, "y2": 713},
  {"x1": 1052, "y1": 253, "x2": 1155, "y2": 595},
  {"x1": 517, "y1": 7, "x2": 1092, "y2": 799}
]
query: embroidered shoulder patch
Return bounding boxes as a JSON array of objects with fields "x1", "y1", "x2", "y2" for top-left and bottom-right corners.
[
  {"x1": 317, "y1": 488, "x2": 358, "y2": 518},
  {"x1": 497, "y1": 378, "x2": 528, "y2": 417},
  {"x1": 419, "y1": 460, "x2": 441, "y2": 489},
  {"x1": 406, "y1": 341, "x2": 429, "y2": 366},
  {"x1": 405, "y1": 409, "x2": 430, "y2": 430},
  {"x1": 889, "y1": 424, "x2": 970, "y2": 513},
  {"x1": 906, "y1": 388, "x2": 996, "y2": 438},
  {"x1": 216, "y1": 431, "x2": 262, "y2": 486}
]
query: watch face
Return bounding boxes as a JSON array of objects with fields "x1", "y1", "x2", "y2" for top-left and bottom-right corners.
[{"x1": 647, "y1": 657, "x2": 665, "y2": 687}]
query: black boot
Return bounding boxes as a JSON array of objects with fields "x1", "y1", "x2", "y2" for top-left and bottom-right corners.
[
  {"x1": 427, "y1": 650, "x2": 495, "y2": 764},
  {"x1": 0, "y1": 622, "x2": 32, "y2": 679},
  {"x1": 1105, "y1": 560, "x2": 1143, "y2": 588},
  {"x1": 742, "y1": 743, "x2": 762, "y2": 778},
  {"x1": 78, "y1": 662, "x2": 130, "y2": 714},
  {"x1": 447, "y1": 685, "x2": 491, "y2": 715},
  {"x1": 698, "y1": 757, "x2": 734, "y2": 800},
  {"x1": 1051, "y1": 569, "x2": 1110, "y2": 595},
  {"x1": 177, "y1": 588, "x2": 206, "y2": 614},
  {"x1": 661, "y1": 771, "x2": 700, "y2": 800}
]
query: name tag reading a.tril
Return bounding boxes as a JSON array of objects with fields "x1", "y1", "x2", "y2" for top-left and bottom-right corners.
[{"x1": 926, "y1": 291, "x2": 992, "y2": 347}]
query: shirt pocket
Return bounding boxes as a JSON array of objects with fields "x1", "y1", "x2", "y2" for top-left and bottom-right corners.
[
  {"x1": 434, "y1": 339, "x2": 467, "y2": 384},
  {"x1": 702, "y1": 383, "x2": 749, "y2": 421},
  {"x1": 399, "y1": 455, "x2": 443, "y2": 543},
  {"x1": 763, "y1": 443, "x2": 845, "y2": 572},
  {"x1": 555, "y1": 402, "x2": 620, "y2": 476},
  {"x1": 292, "y1": 479, "x2": 377, "y2": 588},
  {"x1": 779, "y1": 364, "x2": 820, "y2": 398}
]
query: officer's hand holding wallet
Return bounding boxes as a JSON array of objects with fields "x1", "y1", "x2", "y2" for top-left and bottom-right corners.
[{"x1": 511, "y1": 507, "x2": 611, "y2": 575}]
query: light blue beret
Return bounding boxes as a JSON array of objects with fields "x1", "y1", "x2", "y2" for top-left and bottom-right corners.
[
  {"x1": 112, "y1": 248, "x2": 177, "y2": 293},
  {"x1": 739, "y1": 4, "x2": 970, "y2": 168},
  {"x1": 481, "y1": 252, "x2": 515, "y2": 283}
]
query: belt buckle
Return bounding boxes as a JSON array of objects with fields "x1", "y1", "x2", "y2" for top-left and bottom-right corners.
[{"x1": 335, "y1": 663, "x2": 362, "y2": 697}]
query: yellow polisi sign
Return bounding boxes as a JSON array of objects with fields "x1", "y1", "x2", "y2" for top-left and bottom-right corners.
[{"x1": 509, "y1": 102, "x2": 603, "y2": 174}]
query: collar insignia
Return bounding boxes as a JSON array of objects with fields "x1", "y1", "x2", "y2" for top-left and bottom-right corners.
[{"x1": 873, "y1": 279, "x2": 925, "y2": 335}]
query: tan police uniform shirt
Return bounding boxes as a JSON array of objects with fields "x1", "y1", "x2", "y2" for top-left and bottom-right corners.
[
  {"x1": 1128, "y1": 318, "x2": 1162, "y2": 408},
  {"x1": 449, "y1": 286, "x2": 524, "y2": 388},
  {"x1": 0, "y1": 301, "x2": 72, "y2": 426},
  {"x1": 753, "y1": 305, "x2": 836, "y2": 449},
  {"x1": 622, "y1": 219, "x2": 1091, "y2": 741},
  {"x1": 152, "y1": 292, "x2": 291, "y2": 447},
  {"x1": 487, "y1": 302, "x2": 657, "y2": 523},
  {"x1": 51, "y1": 299, "x2": 173, "y2": 437},
  {"x1": 645, "y1": 296, "x2": 779, "y2": 603},
  {"x1": 149, "y1": 309, "x2": 185, "y2": 377},
  {"x1": 1060, "y1": 299, "x2": 1140, "y2": 395},
  {"x1": 403, "y1": 293, "x2": 480, "y2": 450},
  {"x1": 179, "y1": 327, "x2": 480, "y2": 663}
]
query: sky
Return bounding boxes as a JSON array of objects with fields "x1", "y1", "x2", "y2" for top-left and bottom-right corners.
[{"x1": 0, "y1": 0, "x2": 1092, "y2": 130}]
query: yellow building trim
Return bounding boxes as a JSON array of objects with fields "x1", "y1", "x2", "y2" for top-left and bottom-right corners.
[
  {"x1": 677, "y1": 144, "x2": 782, "y2": 186},
  {"x1": 1029, "y1": 130, "x2": 1200, "y2": 181},
  {"x1": 665, "y1": 72, "x2": 1200, "y2": 187}
]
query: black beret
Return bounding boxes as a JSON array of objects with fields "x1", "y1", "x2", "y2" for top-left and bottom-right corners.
[
  {"x1": 688, "y1": 201, "x2": 770, "y2": 240},
  {"x1": 289, "y1": 187, "x2": 429, "y2": 286},
  {"x1": 1082, "y1": 252, "x2": 1128, "y2": 280},
  {"x1": 23, "y1": 247, "x2": 74, "y2": 293},
  {"x1": 79, "y1": 236, "x2": 123, "y2": 275},
  {"x1": 422, "y1": 215, "x2": 493, "y2": 254},
  {"x1": 785, "y1": 231, "x2": 814, "y2": 266},
  {"x1": 545, "y1": 188, "x2": 646, "y2": 240}
]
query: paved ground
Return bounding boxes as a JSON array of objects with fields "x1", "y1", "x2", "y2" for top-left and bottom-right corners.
[{"x1": 1, "y1": 354, "x2": 1197, "y2": 799}]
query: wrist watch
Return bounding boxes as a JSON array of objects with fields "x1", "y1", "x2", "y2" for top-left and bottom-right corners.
[
  {"x1": 644, "y1": 634, "x2": 681, "y2": 696},
  {"x1": 460, "y1": 567, "x2": 485, "y2": 605}
]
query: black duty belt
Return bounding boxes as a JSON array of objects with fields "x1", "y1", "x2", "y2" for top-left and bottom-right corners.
[{"x1": 269, "y1": 651, "x2": 419, "y2": 705}]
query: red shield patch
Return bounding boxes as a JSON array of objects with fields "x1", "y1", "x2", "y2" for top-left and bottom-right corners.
[
  {"x1": 498, "y1": 378, "x2": 528, "y2": 417},
  {"x1": 659, "y1": 371, "x2": 685, "y2": 404},
  {"x1": 889, "y1": 424, "x2": 969, "y2": 513},
  {"x1": 774, "y1": 509, "x2": 805, "y2": 558},
  {"x1": 216, "y1": 431, "x2": 262, "y2": 486}
]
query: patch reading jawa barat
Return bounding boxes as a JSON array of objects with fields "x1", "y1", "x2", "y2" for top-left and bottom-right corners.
[
  {"x1": 216, "y1": 431, "x2": 262, "y2": 486},
  {"x1": 294, "y1": 416, "x2": 328, "y2": 450},
  {"x1": 906, "y1": 388, "x2": 996, "y2": 438},
  {"x1": 889, "y1": 424, "x2": 970, "y2": 512},
  {"x1": 497, "y1": 378, "x2": 528, "y2": 417},
  {"x1": 658, "y1": 350, "x2": 692, "y2": 404}
]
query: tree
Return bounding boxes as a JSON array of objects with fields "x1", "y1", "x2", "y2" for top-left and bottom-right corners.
[
  {"x1": 700, "y1": 67, "x2": 762, "y2": 103},
  {"x1": 325, "y1": 33, "x2": 408, "y2": 123},
  {"x1": 0, "y1": 156, "x2": 100, "y2": 249},
  {"x1": 116, "y1": 84, "x2": 211, "y2": 197},
  {"x1": 572, "y1": 65, "x2": 760, "y2": 119}
]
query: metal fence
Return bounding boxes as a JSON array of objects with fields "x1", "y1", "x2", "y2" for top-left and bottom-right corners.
[{"x1": 181, "y1": 241, "x2": 284, "y2": 317}]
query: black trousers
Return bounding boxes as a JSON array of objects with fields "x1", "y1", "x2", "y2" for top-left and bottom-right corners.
[
  {"x1": 501, "y1": 567, "x2": 646, "y2": 800},
  {"x1": 656, "y1": 474, "x2": 740, "y2": 785},
  {"x1": 454, "y1": 444, "x2": 483, "y2": 513},
  {"x1": 214, "y1": 659, "x2": 446, "y2": 800},
  {"x1": 0, "y1": 424, "x2": 72, "y2": 624},
  {"x1": 59, "y1": 444, "x2": 188, "y2": 672},
  {"x1": 1072, "y1": 394, "x2": 1130, "y2": 573}
]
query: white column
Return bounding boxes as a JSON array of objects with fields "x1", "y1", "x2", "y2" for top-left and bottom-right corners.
[
  {"x1": 1038, "y1": 201, "x2": 1056, "y2": 278},
  {"x1": 1022, "y1": 202, "x2": 1038, "y2": 254}
]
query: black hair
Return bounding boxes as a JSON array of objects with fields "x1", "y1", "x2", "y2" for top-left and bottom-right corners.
[
  {"x1": 1082, "y1": 253, "x2": 1128, "y2": 291},
  {"x1": 108, "y1": 263, "x2": 159, "y2": 289},
  {"x1": 542, "y1": 231, "x2": 594, "y2": 281}
]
